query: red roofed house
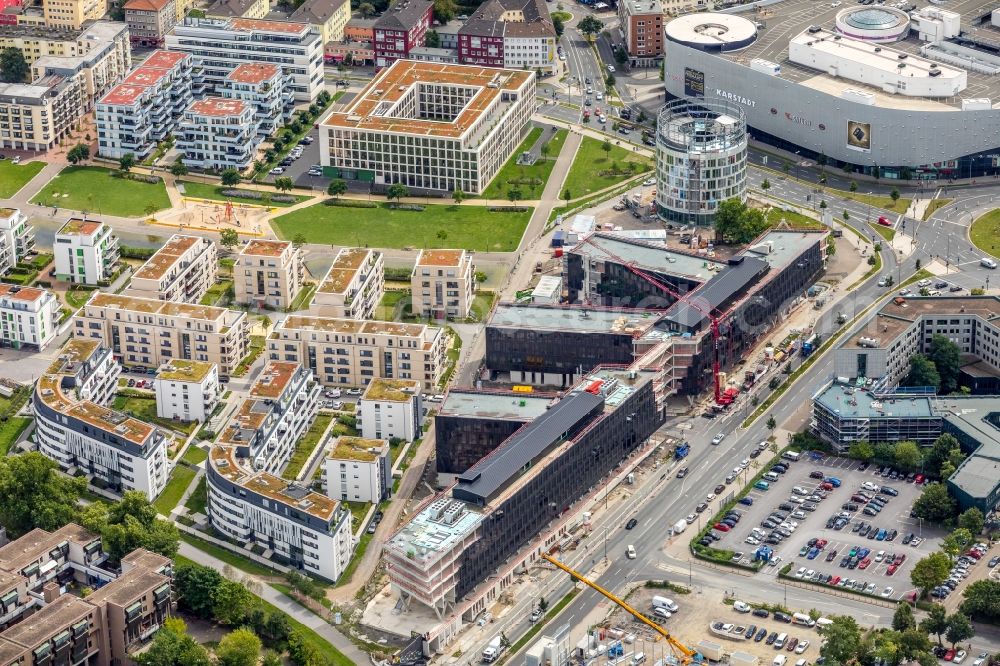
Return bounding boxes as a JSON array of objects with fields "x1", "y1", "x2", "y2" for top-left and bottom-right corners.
[{"x1": 124, "y1": 0, "x2": 176, "y2": 46}]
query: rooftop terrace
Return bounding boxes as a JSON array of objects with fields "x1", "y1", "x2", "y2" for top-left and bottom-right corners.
[
  {"x1": 156, "y1": 359, "x2": 215, "y2": 383},
  {"x1": 330, "y1": 436, "x2": 386, "y2": 462},
  {"x1": 132, "y1": 235, "x2": 205, "y2": 281},
  {"x1": 317, "y1": 248, "x2": 374, "y2": 295},
  {"x1": 241, "y1": 239, "x2": 290, "y2": 257},
  {"x1": 362, "y1": 378, "x2": 420, "y2": 402},
  {"x1": 58, "y1": 218, "x2": 102, "y2": 236}
]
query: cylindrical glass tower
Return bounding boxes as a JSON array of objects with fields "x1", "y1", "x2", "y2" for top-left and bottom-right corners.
[{"x1": 656, "y1": 99, "x2": 748, "y2": 226}]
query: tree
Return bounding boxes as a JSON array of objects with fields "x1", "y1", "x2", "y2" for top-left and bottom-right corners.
[
  {"x1": 848, "y1": 441, "x2": 875, "y2": 462},
  {"x1": 898, "y1": 629, "x2": 933, "y2": 662},
  {"x1": 215, "y1": 628, "x2": 262, "y2": 666},
  {"x1": 921, "y1": 604, "x2": 949, "y2": 646},
  {"x1": 359, "y1": 1, "x2": 375, "y2": 15},
  {"x1": 221, "y1": 168, "x2": 242, "y2": 186},
  {"x1": 843, "y1": 210, "x2": 850, "y2": 221},
  {"x1": 540, "y1": 141, "x2": 551, "y2": 160},
  {"x1": 67, "y1": 144, "x2": 90, "y2": 165},
  {"x1": 766, "y1": 415, "x2": 776, "y2": 430},
  {"x1": 606, "y1": 72, "x2": 616, "y2": 87},
  {"x1": 614, "y1": 46, "x2": 628, "y2": 66},
  {"x1": 135, "y1": 617, "x2": 211, "y2": 666},
  {"x1": 0, "y1": 48, "x2": 28, "y2": 83},
  {"x1": 119, "y1": 153, "x2": 136, "y2": 173},
  {"x1": 913, "y1": 483, "x2": 957, "y2": 523},
  {"x1": 0, "y1": 452, "x2": 85, "y2": 537},
  {"x1": 292, "y1": 233, "x2": 307, "y2": 248},
  {"x1": 287, "y1": 630, "x2": 321, "y2": 666},
  {"x1": 895, "y1": 441, "x2": 923, "y2": 472},
  {"x1": 714, "y1": 198, "x2": 769, "y2": 244},
  {"x1": 782, "y1": 160, "x2": 791, "y2": 176},
  {"x1": 891, "y1": 188, "x2": 901, "y2": 205},
  {"x1": 452, "y1": 188, "x2": 465, "y2": 205},
  {"x1": 601, "y1": 139, "x2": 612, "y2": 158},
  {"x1": 174, "y1": 563, "x2": 223, "y2": 618},
  {"x1": 943, "y1": 529, "x2": 972, "y2": 559},
  {"x1": 436, "y1": 229, "x2": 447, "y2": 241},
  {"x1": 553, "y1": 15, "x2": 564, "y2": 36},
  {"x1": 425, "y1": 29, "x2": 441, "y2": 47},
  {"x1": 432, "y1": 0, "x2": 457, "y2": 22},
  {"x1": 262, "y1": 654, "x2": 282, "y2": 666},
  {"x1": 961, "y1": 580, "x2": 1000, "y2": 621},
  {"x1": 538, "y1": 596, "x2": 548, "y2": 612},
  {"x1": 929, "y1": 334, "x2": 962, "y2": 394},
  {"x1": 911, "y1": 552, "x2": 951, "y2": 596},
  {"x1": 959, "y1": 507, "x2": 985, "y2": 535},
  {"x1": 819, "y1": 200, "x2": 828, "y2": 210},
  {"x1": 219, "y1": 228, "x2": 240, "y2": 251},
  {"x1": 507, "y1": 186, "x2": 523, "y2": 204},
  {"x1": 904, "y1": 354, "x2": 940, "y2": 389},
  {"x1": 945, "y1": 612, "x2": 974, "y2": 648},
  {"x1": 79, "y1": 491, "x2": 179, "y2": 564},
  {"x1": 893, "y1": 603, "x2": 916, "y2": 631},
  {"x1": 213, "y1": 579, "x2": 258, "y2": 626},
  {"x1": 578, "y1": 15, "x2": 603, "y2": 40},
  {"x1": 327, "y1": 179, "x2": 347, "y2": 199},
  {"x1": 761, "y1": 178, "x2": 770, "y2": 191},
  {"x1": 850, "y1": 180, "x2": 858, "y2": 193},
  {"x1": 274, "y1": 177, "x2": 294, "y2": 192},
  {"x1": 925, "y1": 433, "x2": 960, "y2": 478},
  {"x1": 873, "y1": 442, "x2": 897, "y2": 466},
  {"x1": 386, "y1": 183, "x2": 409, "y2": 203},
  {"x1": 170, "y1": 161, "x2": 188, "y2": 177},
  {"x1": 820, "y1": 616, "x2": 863, "y2": 665},
  {"x1": 562, "y1": 188, "x2": 571, "y2": 204}
]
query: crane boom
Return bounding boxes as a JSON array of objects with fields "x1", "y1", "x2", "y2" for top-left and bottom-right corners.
[{"x1": 541, "y1": 554, "x2": 696, "y2": 663}]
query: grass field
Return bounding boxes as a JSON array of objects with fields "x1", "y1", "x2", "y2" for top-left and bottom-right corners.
[
  {"x1": 872, "y1": 224, "x2": 896, "y2": 242},
  {"x1": 272, "y1": 202, "x2": 531, "y2": 252},
  {"x1": 374, "y1": 290, "x2": 411, "y2": 321},
  {"x1": 0, "y1": 160, "x2": 45, "y2": 198},
  {"x1": 481, "y1": 128, "x2": 568, "y2": 200},
  {"x1": 199, "y1": 279, "x2": 233, "y2": 306},
  {"x1": 971, "y1": 210, "x2": 1000, "y2": 258},
  {"x1": 233, "y1": 335, "x2": 265, "y2": 377},
  {"x1": 765, "y1": 207, "x2": 822, "y2": 229},
  {"x1": 178, "y1": 180, "x2": 309, "y2": 207},
  {"x1": 562, "y1": 137, "x2": 652, "y2": 198},
  {"x1": 281, "y1": 413, "x2": 332, "y2": 480},
  {"x1": 178, "y1": 533, "x2": 283, "y2": 577},
  {"x1": 287, "y1": 282, "x2": 317, "y2": 312},
  {"x1": 153, "y1": 464, "x2": 196, "y2": 515},
  {"x1": 923, "y1": 198, "x2": 953, "y2": 221},
  {"x1": 184, "y1": 476, "x2": 208, "y2": 515},
  {"x1": 0, "y1": 417, "x2": 31, "y2": 456},
  {"x1": 113, "y1": 395, "x2": 197, "y2": 435},
  {"x1": 32, "y1": 167, "x2": 171, "y2": 217},
  {"x1": 182, "y1": 445, "x2": 208, "y2": 465}
]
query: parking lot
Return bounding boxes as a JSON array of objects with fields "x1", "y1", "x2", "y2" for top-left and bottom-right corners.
[{"x1": 706, "y1": 454, "x2": 945, "y2": 600}]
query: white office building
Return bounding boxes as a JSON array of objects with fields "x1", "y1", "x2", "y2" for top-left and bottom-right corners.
[
  {"x1": 153, "y1": 360, "x2": 220, "y2": 422},
  {"x1": 358, "y1": 378, "x2": 422, "y2": 442},
  {"x1": 53, "y1": 218, "x2": 120, "y2": 285},
  {"x1": 33, "y1": 340, "x2": 170, "y2": 499},
  {"x1": 0, "y1": 208, "x2": 36, "y2": 277},
  {"x1": 324, "y1": 436, "x2": 392, "y2": 503},
  {"x1": 0, "y1": 284, "x2": 59, "y2": 351}
]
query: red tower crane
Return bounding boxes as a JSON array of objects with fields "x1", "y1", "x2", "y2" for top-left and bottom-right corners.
[{"x1": 576, "y1": 234, "x2": 740, "y2": 404}]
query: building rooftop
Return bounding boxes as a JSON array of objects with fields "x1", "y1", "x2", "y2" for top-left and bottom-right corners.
[
  {"x1": 321, "y1": 59, "x2": 534, "y2": 140},
  {"x1": 241, "y1": 239, "x2": 290, "y2": 258},
  {"x1": 229, "y1": 17, "x2": 310, "y2": 33},
  {"x1": 227, "y1": 62, "x2": 281, "y2": 84},
  {"x1": 460, "y1": 0, "x2": 555, "y2": 39},
  {"x1": 0, "y1": 526, "x2": 95, "y2": 574},
  {"x1": 813, "y1": 382, "x2": 936, "y2": 419},
  {"x1": 99, "y1": 83, "x2": 149, "y2": 106},
  {"x1": 386, "y1": 497, "x2": 483, "y2": 562},
  {"x1": 57, "y1": 218, "x2": 102, "y2": 237},
  {"x1": 0, "y1": 639, "x2": 25, "y2": 664},
  {"x1": 0, "y1": 284, "x2": 47, "y2": 304},
  {"x1": 120, "y1": 548, "x2": 171, "y2": 573},
  {"x1": 132, "y1": 235, "x2": 207, "y2": 281},
  {"x1": 122, "y1": 66, "x2": 172, "y2": 89},
  {"x1": 620, "y1": 0, "x2": 663, "y2": 16},
  {"x1": 317, "y1": 248, "x2": 375, "y2": 294},
  {"x1": 2, "y1": 595, "x2": 92, "y2": 649},
  {"x1": 278, "y1": 315, "x2": 437, "y2": 340},
  {"x1": 438, "y1": 389, "x2": 555, "y2": 420},
  {"x1": 489, "y1": 303, "x2": 661, "y2": 335},
  {"x1": 249, "y1": 361, "x2": 301, "y2": 399},
  {"x1": 46, "y1": 339, "x2": 101, "y2": 375},
  {"x1": 362, "y1": 377, "x2": 420, "y2": 402},
  {"x1": 207, "y1": 0, "x2": 262, "y2": 17},
  {"x1": 935, "y1": 396, "x2": 1000, "y2": 498},
  {"x1": 844, "y1": 295, "x2": 1000, "y2": 349},
  {"x1": 188, "y1": 97, "x2": 248, "y2": 117},
  {"x1": 156, "y1": 359, "x2": 216, "y2": 383},
  {"x1": 85, "y1": 292, "x2": 238, "y2": 324},
  {"x1": 37, "y1": 375, "x2": 156, "y2": 446},
  {"x1": 125, "y1": 0, "x2": 172, "y2": 11},
  {"x1": 243, "y1": 473, "x2": 339, "y2": 520},
  {"x1": 290, "y1": 0, "x2": 349, "y2": 25},
  {"x1": 330, "y1": 436, "x2": 386, "y2": 462},
  {"x1": 85, "y1": 567, "x2": 168, "y2": 606},
  {"x1": 571, "y1": 233, "x2": 723, "y2": 282},
  {"x1": 373, "y1": 0, "x2": 431, "y2": 31},
  {"x1": 142, "y1": 49, "x2": 188, "y2": 69},
  {"x1": 660, "y1": 256, "x2": 771, "y2": 331},
  {"x1": 415, "y1": 249, "x2": 466, "y2": 267}
]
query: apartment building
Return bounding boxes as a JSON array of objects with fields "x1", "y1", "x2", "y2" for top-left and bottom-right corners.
[
  {"x1": 216, "y1": 361, "x2": 319, "y2": 474},
  {"x1": 0, "y1": 527, "x2": 172, "y2": 666},
  {"x1": 44, "y1": 0, "x2": 105, "y2": 29},
  {"x1": 0, "y1": 284, "x2": 59, "y2": 351},
  {"x1": 153, "y1": 359, "x2": 220, "y2": 422},
  {"x1": 126, "y1": 234, "x2": 217, "y2": 303},
  {"x1": 221, "y1": 63, "x2": 293, "y2": 136},
  {"x1": 320, "y1": 60, "x2": 536, "y2": 194},
  {"x1": 618, "y1": 0, "x2": 663, "y2": 61},
  {"x1": 96, "y1": 50, "x2": 194, "y2": 159},
  {"x1": 53, "y1": 218, "x2": 119, "y2": 285},
  {"x1": 372, "y1": 0, "x2": 431, "y2": 67},
  {"x1": 0, "y1": 208, "x2": 36, "y2": 277},
  {"x1": 177, "y1": 97, "x2": 261, "y2": 171},
  {"x1": 458, "y1": 0, "x2": 557, "y2": 73},
  {"x1": 358, "y1": 378, "x2": 422, "y2": 442},
  {"x1": 289, "y1": 0, "x2": 350, "y2": 44},
  {"x1": 166, "y1": 17, "x2": 324, "y2": 102},
  {"x1": 313, "y1": 247, "x2": 384, "y2": 320},
  {"x1": 124, "y1": 0, "x2": 177, "y2": 47},
  {"x1": 411, "y1": 249, "x2": 475, "y2": 320},
  {"x1": 205, "y1": 0, "x2": 267, "y2": 19},
  {"x1": 324, "y1": 436, "x2": 391, "y2": 503},
  {"x1": 73, "y1": 292, "x2": 250, "y2": 377},
  {"x1": 0, "y1": 74, "x2": 83, "y2": 151},
  {"x1": 33, "y1": 339, "x2": 170, "y2": 499},
  {"x1": 233, "y1": 239, "x2": 304, "y2": 310},
  {"x1": 269, "y1": 315, "x2": 447, "y2": 389}
]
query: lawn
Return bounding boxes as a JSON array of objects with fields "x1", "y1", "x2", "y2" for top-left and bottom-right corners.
[
  {"x1": 182, "y1": 445, "x2": 208, "y2": 465},
  {"x1": 184, "y1": 476, "x2": 208, "y2": 515},
  {"x1": 470, "y1": 291, "x2": 497, "y2": 321},
  {"x1": 178, "y1": 532, "x2": 284, "y2": 577},
  {"x1": 257, "y1": 597, "x2": 353, "y2": 666},
  {"x1": 562, "y1": 137, "x2": 652, "y2": 198},
  {"x1": 0, "y1": 417, "x2": 31, "y2": 456},
  {"x1": 345, "y1": 501, "x2": 371, "y2": 530},
  {"x1": 287, "y1": 282, "x2": 317, "y2": 312},
  {"x1": 153, "y1": 464, "x2": 196, "y2": 515},
  {"x1": 31, "y1": 166, "x2": 171, "y2": 217},
  {"x1": 872, "y1": 224, "x2": 896, "y2": 242},
  {"x1": 281, "y1": 413, "x2": 332, "y2": 480},
  {"x1": 481, "y1": 128, "x2": 568, "y2": 200},
  {"x1": 970, "y1": 210, "x2": 1000, "y2": 258},
  {"x1": 272, "y1": 202, "x2": 531, "y2": 252},
  {"x1": 335, "y1": 532, "x2": 372, "y2": 588},
  {"x1": 550, "y1": 10, "x2": 572, "y2": 21},
  {"x1": 199, "y1": 279, "x2": 233, "y2": 306},
  {"x1": 178, "y1": 180, "x2": 309, "y2": 207},
  {"x1": 923, "y1": 198, "x2": 952, "y2": 221},
  {"x1": 233, "y1": 335, "x2": 265, "y2": 377},
  {"x1": 374, "y1": 290, "x2": 411, "y2": 321},
  {"x1": 765, "y1": 207, "x2": 822, "y2": 229},
  {"x1": 0, "y1": 160, "x2": 45, "y2": 198},
  {"x1": 112, "y1": 395, "x2": 197, "y2": 435}
]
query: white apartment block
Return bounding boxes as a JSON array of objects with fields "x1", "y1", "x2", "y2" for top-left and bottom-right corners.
[
  {"x1": 319, "y1": 60, "x2": 536, "y2": 194},
  {"x1": 126, "y1": 234, "x2": 218, "y2": 303},
  {"x1": 234, "y1": 240, "x2": 304, "y2": 310},
  {"x1": 269, "y1": 315, "x2": 447, "y2": 389},
  {"x1": 411, "y1": 249, "x2": 475, "y2": 320},
  {"x1": 53, "y1": 218, "x2": 120, "y2": 285},
  {"x1": 177, "y1": 97, "x2": 262, "y2": 171},
  {"x1": 0, "y1": 208, "x2": 36, "y2": 277},
  {"x1": 73, "y1": 292, "x2": 250, "y2": 377},
  {"x1": 33, "y1": 340, "x2": 170, "y2": 499},
  {"x1": 153, "y1": 359, "x2": 220, "y2": 422},
  {"x1": 96, "y1": 50, "x2": 193, "y2": 160},
  {"x1": 313, "y1": 248, "x2": 384, "y2": 320},
  {"x1": 0, "y1": 74, "x2": 84, "y2": 151},
  {"x1": 221, "y1": 63, "x2": 294, "y2": 136},
  {"x1": 0, "y1": 284, "x2": 59, "y2": 351},
  {"x1": 165, "y1": 17, "x2": 324, "y2": 102},
  {"x1": 358, "y1": 378, "x2": 422, "y2": 442},
  {"x1": 324, "y1": 436, "x2": 391, "y2": 503}
]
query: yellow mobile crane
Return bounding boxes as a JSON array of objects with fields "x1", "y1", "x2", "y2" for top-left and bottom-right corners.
[{"x1": 541, "y1": 554, "x2": 698, "y2": 664}]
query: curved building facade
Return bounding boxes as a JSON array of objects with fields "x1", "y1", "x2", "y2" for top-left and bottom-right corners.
[
  {"x1": 655, "y1": 98, "x2": 748, "y2": 225},
  {"x1": 834, "y1": 7, "x2": 911, "y2": 42}
]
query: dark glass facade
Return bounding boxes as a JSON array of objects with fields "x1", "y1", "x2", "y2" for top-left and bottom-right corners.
[
  {"x1": 485, "y1": 327, "x2": 637, "y2": 386},
  {"x1": 435, "y1": 415, "x2": 528, "y2": 474}
]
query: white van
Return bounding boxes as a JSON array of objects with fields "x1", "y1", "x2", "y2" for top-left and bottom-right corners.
[
  {"x1": 982, "y1": 257, "x2": 998, "y2": 269},
  {"x1": 782, "y1": 451, "x2": 802, "y2": 462},
  {"x1": 774, "y1": 656, "x2": 787, "y2": 666},
  {"x1": 626, "y1": 545, "x2": 636, "y2": 559},
  {"x1": 774, "y1": 633, "x2": 788, "y2": 649},
  {"x1": 631, "y1": 653, "x2": 647, "y2": 665},
  {"x1": 795, "y1": 660, "x2": 808, "y2": 666},
  {"x1": 763, "y1": 472, "x2": 780, "y2": 482},
  {"x1": 792, "y1": 613, "x2": 816, "y2": 627},
  {"x1": 653, "y1": 607, "x2": 672, "y2": 620},
  {"x1": 652, "y1": 596, "x2": 679, "y2": 612}
]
